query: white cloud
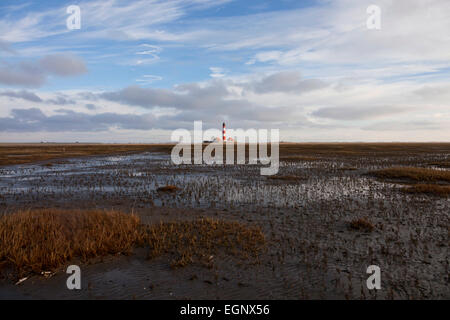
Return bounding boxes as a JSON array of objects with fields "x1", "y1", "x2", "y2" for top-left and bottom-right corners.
[
  {"x1": 240, "y1": 0, "x2": 450, "y2": 70},
  {"x1": 209, "y1": 67, "x2": 226, "y2": 78},
  {"x1": 0, "y1": 54, "x2": 87, "y2": 87},
  {"x1": 40, "y1": 54, "x2": 87, "y2": 76},
  {"x1": 0, "y1": 0, "x2": 230, "y2": 43},
  {"x1": 1, "y1": 71, "x2": 449, "y2": 141},
  {"x1": 136, "y1": 44, "x2": 162, "y2": 55},
  {"x1": 136, "y1": 75, "x2": 163, "y2": 84}
]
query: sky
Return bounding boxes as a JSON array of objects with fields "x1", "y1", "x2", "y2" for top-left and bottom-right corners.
[{"x1": 0, "y1": 0, "x2": 449, "y2": 142}]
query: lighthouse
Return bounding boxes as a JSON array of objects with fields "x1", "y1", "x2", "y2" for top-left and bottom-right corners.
[{"x1": 222, "y1": 122, "x2": 226, "y2": 142}]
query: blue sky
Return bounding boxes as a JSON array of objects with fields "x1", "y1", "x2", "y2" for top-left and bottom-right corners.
[
  {"x1": 1, "y1": 0, "x2": 318, "y2": 90},
  {"x1": 0, "y1": 0, "x2": 449, "y2": 142}
]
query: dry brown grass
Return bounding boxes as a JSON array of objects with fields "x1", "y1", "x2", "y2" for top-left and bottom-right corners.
[
  {"x1": 0, "y1": 144, "x2": 174, "y2": 166},
  {"x1": 0, "y1": 210, "x2": 266, "y2": 277},
  {"x1": 176, "y1": 143, "x2": 450, "y2": 161},
  {"x1": 1, "y1": 143, "x2": 449, "y2": 166},
  {"x1": 0, "y1": 209, "x2": 145, "y2": 276},
  {"x1": 145, "y1": 218, "x2": 266, "y2": 269},
  {"x1": 404, "y1": 184, "x2": 450, "y2": 197},
  {"x1": 278, "y1": 142, "x2": 450, "y2": 157},
  {"x1": 349, "y1": 218, "x2": 375, "y2": 232},
  {"x1": 370, "y1": 167, "x2": 450, "y2": 183}
]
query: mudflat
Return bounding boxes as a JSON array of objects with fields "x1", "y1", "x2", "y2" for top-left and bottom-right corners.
[{"x1": 0, "y1": 143, "x2": 449, "y2": 299}]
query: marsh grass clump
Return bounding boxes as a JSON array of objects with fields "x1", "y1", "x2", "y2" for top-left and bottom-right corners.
[
  {"x1": 0, "y1": 209, "x2": 145, "y2": 276},
  {"x1": 370, "y1": 167, "x2": 450, "y2": 183},
  {"x1": 145, "y1": 218, "x2": 266, "y2": 269},
  {"x1": 404, "y1": 184, "x2": 450, "y2": 197},
  {"x1": 157, "y1": 185, "x2": 179, "y2": 192},
  {"x1": 349, "y1": 218, "x2": 375, "y2": 232}
]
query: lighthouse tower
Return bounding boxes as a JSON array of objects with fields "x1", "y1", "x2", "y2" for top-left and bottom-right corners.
[{"x1": 222, "y1": 122, "x2": 226, "y2": 142}]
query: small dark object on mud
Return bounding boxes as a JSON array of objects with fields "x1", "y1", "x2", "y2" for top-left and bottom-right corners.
[
  {"x1": 157, "y1": 185, "x2": 179, "y2": 192},
  {"x1": 428, "y1": 161, "x2": 450, "y2": 168},
  {"x1": 349, "y1": 218, "x2": 375, "y2": 232},
  {"x1": 267, "y1": 175, "x2": 303, "y2": 181},
  {"x1": 280, "y1": 156, "x2": 319, "y2": 162},
  {"x1": 238, "y1": 282, "x2": 250, "y2": 287}
]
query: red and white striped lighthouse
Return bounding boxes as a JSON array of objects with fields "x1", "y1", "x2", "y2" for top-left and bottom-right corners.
[{"x1": 222, "y1": 122, "x2": 226, "y2": 142}]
